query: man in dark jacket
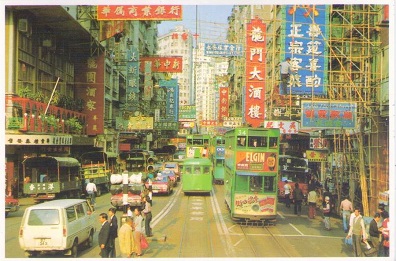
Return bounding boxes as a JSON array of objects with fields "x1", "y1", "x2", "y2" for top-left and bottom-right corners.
[
  {"x1": 368, "y1": 213, "x2": 382, "y2": 256},
  {"x1": 98, "y1": 213, "x2": 110, "y2": 258},
  {"x1": 108, "y1": 208, "x2": 118, "y2": 258},
  {"x1": 293, "y1": 183, "x2": 304, "y2": 216}
]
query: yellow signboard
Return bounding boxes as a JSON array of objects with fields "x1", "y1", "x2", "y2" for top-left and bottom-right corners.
[{"x1": 306, "y1": 150, "x2": 327, "y2": 162}]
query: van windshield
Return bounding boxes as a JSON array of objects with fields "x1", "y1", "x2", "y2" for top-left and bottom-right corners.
[{"x1": 28, "y1": 209, "x2": 60, "y2": 225}]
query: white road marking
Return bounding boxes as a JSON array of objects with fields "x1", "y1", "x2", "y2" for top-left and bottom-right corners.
[
  {"x1": 151, "y1": 185, "x2": 182, "y2": 227},
  {"x1": 289, "y1": 223, "x2": 304, "y2": 235},
  {"x1": 233, "y1": 238, "x2": 244, "y2": 247},
  {"x1": 277, "y1": 212, "x2": 285, "y2": 219}
]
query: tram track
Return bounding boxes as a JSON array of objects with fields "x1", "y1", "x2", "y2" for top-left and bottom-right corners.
[{"x1": 177, "y1": 194, "x2": 215, "y2": 257}]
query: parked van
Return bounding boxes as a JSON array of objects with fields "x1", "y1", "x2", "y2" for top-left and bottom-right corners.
[{"x1": 19, "y1": 199, "x2": 95, "y2": 257}]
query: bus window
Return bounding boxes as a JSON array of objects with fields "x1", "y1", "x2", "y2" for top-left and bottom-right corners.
[
  {"x1": 237, "y1": 136, "x2": 246, "y2": 146},
  {"x1": 269, "y1": 137, "x2": 278, "y2": 148},
  {"x1": 194, "y1": 166, "x2": 201, "y2": 174},
  {"x1": 264, "y1": 176, "x2": 275, "y2": 192},
  {"x1": 250, "y1": 176, "x2": 263, "y2": 192},
  {"x1": 248, "y1": 136, "x2": 267, "y2": 148},
  {"x1": 216, "y1": 159, "x2": 223, "y2": 166},
  {"x1": 203, "y1": 166, "x2": 210, "y2": 174}
]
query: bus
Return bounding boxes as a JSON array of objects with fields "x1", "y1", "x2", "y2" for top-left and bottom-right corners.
[
  {"x1": 185, "y1": 134, "x2": 211, "y2": 158},
  {"x1": 80, "y1": 151, "x2": 118, "y2": 196},
  {"x1": 181, "y1": 157, "x2": 213, "y2": 194},
  {"x1": 210, "y1": 136, "x2": 226, "y2": 184},
  {"x1": 224, "y1": 127, "x2": 280, "y2": 223},
  {"x1": 22, "y1": 156, "x2": 82, "y2": 202},
  {"x1": 278, "y1": 155, "x2": 310, "y2": 203}
]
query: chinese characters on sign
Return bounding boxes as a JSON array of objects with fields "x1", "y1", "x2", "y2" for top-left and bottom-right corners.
[
  {"x1": 75, "y1": 55, "x2": 105, "y2": 135},
  {"x1": 219, "y1": 87, "x2": 229, "y2": 122},
  {"x1": 97, "y1": 5, "x2": 182, "y2": 20},
  {"x1": 301, "y1": 101, "x2": 357, "y2": 128},
  {"x1": 126, "y1": 47, "x2": 140, "y2": 111},
  {"x1": 179, "y1": 105, "x2": 196, "y2": 120},
  {"x1": 200, "y1": 120, "x2": 218, "y2": 127},
  {"x1": 140, "y1": 57, "x2": 183, "y2": 73},
  {"x1": 263, "y1": 121, "x2": 299, "y2": 134},
  {"x1": 245, "y1": 18, "x2": 266, "y2": 127},
  {"x1": 284, "y1": 5, "x2": 328, "y2": 95},
  {"x1": 159, "y1": 79, "x2": 179, "y2": 123},
  {"x1": 204, "y1": 43, "x2": 243, "y2": 57}
]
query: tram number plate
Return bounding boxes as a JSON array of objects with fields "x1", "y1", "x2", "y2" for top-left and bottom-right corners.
[{"x1": 249, "y1": 164, "x2": 263, "y2": 171}]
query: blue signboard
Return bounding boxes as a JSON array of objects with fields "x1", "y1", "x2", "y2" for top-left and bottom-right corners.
[
  {"x1": 301, "y1": 101, "x2": 357, "y2": 129},
  {"x1": 284, "y1": 5, "x2": 328, "y2": 95},
  {"x1": 159, "y1": 79, "x2": 179, "y2": 122},
  {"x1": 204, "y1": 43, "x2": 243, "y2": 57}
]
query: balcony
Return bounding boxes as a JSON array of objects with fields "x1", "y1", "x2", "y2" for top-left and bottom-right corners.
[{"x1": 5, "y1": 94, "x2": 87, "y2": 135}]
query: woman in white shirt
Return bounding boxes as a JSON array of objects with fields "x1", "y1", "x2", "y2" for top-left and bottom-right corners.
[{"x1": 133, "y1": 208, "x2": 144, "y2": 256}]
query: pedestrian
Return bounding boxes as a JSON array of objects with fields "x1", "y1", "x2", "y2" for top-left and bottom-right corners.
[
  {"x1": 381, "y1": 213, "x2": 390, "y2": 257},
  {"x1": 118, "y1": 216, "x2": 136, "y2": 258},
  {"x1": 127, "y1": 205, "x2": 133, "y2": 217},
  {"x1": 86, "y1": 178, "x2": 97, "y2": 210},
  {"x1": 368, "y1": 213, "x2": 382, "y2": 256},
  {"x1": 142, "y1": 196, "x2": 153, "y2": 237},
  {"x1": 133, "y1": 207, "x2": 144, "y2": 256},
  {"x1": 108, "y1": 208, "x2": 118, "y2": 258},
  {"x1": 98, "y1": 213, "x2": 111, "y2": 258},
  {"x1": 279, "y1": 57, "x2": 293, "y2": 95},
  {"x1": 339, "y1": 197, "x2": 353, "y2": 232},
  {"x1": 346, "y1": 208, "x2": 368, "y2": 257},
  {"x1": 283, "y1": 180, "x2": 292, "y2": 208},
  {"x1": 307, "y1": 188, "x2": 317, "y2": 219},
  {"x1": 322, "y1": 196, "x2": 332, "y2": 230},
  {"x1": 292, "y1": 182, "x2": 303, "y2": 216}
]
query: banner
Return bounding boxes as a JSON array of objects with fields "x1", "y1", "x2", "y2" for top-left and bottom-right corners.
[
  {"x1": 140, "y1": 56, "x2": 183, "y2": 73},
  {"x1": 306, "y1": 150, "x2": 327, "y2": 162},
  {"x1": 219, "y1": 87, "x2": 229, "y2": 121},
  {"x1": 284, "y1": 5, "x2": 328, "y2": 95},
  {"x1": 263, "y1": 121, "x2": 299, "y2": 134},
  {"x1": 204, "y1": 43, "x2": 243, "y2": 57},
  {"x1": 245, "y1": 18, "x2": 266, "y2": 127},
  {"x1": 159, "y1": 79, "x2": 179, "y2": 122},
  {"x1": 97, "y1": 5, "x2": 182, "y2": 20}
]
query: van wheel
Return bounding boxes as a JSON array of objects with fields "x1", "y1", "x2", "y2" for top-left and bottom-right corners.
[
  {"x1": 96, "y1": 187, "x2": 102, "y2": 197},
  {"x1": 70, "y1": 241, "x2": 78, "y2": 258},
  {"x1": 86, "y1": 231, "x2": 94, "y2": 248}
]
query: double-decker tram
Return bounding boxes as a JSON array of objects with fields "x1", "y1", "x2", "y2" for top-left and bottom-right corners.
[
  {"x1": 181, "y1": 156, "x2": 213, "y2": 195},
  {"x1": 210, "y1": 136, "x2": 226, "y2": 184},
  {"x1": 224, "y1": 127, "x2": 280, "y2": 225},
  {"x1": 185, "y1": 134, "x2": 211, "y2": 158}
]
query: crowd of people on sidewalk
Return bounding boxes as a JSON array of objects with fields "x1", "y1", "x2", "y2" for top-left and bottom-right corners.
[
  {"x1": 282, "y1": 176, "x2": 390, "y2": 258},
  {"x1": 97, "y1": 196, "x2": 154, "y2": 258}
]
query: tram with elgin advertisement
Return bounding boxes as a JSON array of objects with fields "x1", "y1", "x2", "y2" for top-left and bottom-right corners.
[{"x1": 224, "y1": 127, "x2": 280, "y2": 224}]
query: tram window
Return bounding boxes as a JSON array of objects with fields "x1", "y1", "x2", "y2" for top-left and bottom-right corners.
[
  {"x1": 193, "y1": 139, "x2": 202, "y2": 145},
  {"x1": 249, "y1": 176, "x2": 263, "y2": 192},
  {"x1": 235, "y1": 175, "x2": 248, "y2": 191},
  {"x1": 237, "y1": 136, "x2": 246, "y2": 146},
  {"x1": 216, "y1": 159, "x2": 223, "y2": 166},
  {"x1": 248, "y1": 136, "x2": 267, "y2": 148},
  {"x1": 264, "y1": 176, "x2": 275, "y2": 192},
  {"x1": 187, "y1": 139, "x2": 193, "y2": 145},
  {"x1": 184, "y1": 166, "x2": 192, "y2": 174},
  {"x1": 269, "y1": 137, "x2": 278, "y2": 148},
  {"x1": 203, "y1": 166, "x2": 210, "y2": 174},
  {"x1": 194, "y1": 166, "x2": 201, "y2": 174}
]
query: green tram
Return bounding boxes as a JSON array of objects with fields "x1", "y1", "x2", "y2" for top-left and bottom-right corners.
[
  {"x1": 210, "y1": 136, "x2": 226, "y2": 184},
  {"x1": 224, "y1": 127, "x2": 280, "y2": 223},
  {"x1": 185, "y1": 134, "x2": 211, "y2": 158},
  {"x1": 181, "y1": 157, "x2": 213, "y2": 195}
]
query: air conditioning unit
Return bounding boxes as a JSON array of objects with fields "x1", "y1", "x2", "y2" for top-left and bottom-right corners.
[{"x1": 18, "y1": 19, "x2": 28, "y2": 33}]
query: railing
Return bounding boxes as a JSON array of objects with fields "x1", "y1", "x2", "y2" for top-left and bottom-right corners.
[{"x1": 5, "y1": 94, "x2": 87, "y2": 135}]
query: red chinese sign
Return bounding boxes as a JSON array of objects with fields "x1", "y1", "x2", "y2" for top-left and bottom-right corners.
[
  {"x1": 200, "y1": 120, "x2": 218, "y2": 127},
  {"x1": 245, "y1": 18, "x2": 266, "y2": 127},
  {"x1": 263, "y1": 121, "x2": 299, "y2": 134},
  {"x1": 140, "y1": 57, "x2": 183, "y2": 73},
  {"x1": 97, "y1": 5, "x2": 182, "y2": 20},
  {"x1": 219, "y1": 87, "x2": 229, "y2": 121},
  {"x1": 75, "y1": 55, "x2": 105, "y2": 135}
]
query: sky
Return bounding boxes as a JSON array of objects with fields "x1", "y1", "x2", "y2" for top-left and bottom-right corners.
[{"x1": 157, "y1": 5, "x2": 234, "y2": 43}]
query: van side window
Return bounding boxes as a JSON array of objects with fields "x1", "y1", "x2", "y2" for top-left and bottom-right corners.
[
  {"x1": 66, "y1": 206, "x2": 76, "y2": 222},
  {"x1": 75, "y1": 204, "x2": 85, "y2": 219},
  {"x1": 28, "y1": 209, "x2": 60, "y2": 225}
]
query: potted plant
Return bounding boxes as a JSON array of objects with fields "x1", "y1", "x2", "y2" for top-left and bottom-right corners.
[{"x1": 65, "y1": 117, "x2": 83, "y2": 134}]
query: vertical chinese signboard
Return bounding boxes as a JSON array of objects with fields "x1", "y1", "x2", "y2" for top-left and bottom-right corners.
[
  {"x1": 245, "y1": 18, "x2": 266, "y2": 127},
  {"x1": 284, "y1": 5, "x2": 328, "y2": 95},
  {"x1": 75, "y1": 55, "x2": 105, "y2": 135},
  {"x1": 219, "y1": 87, "x2": 229, "y2": 122},
  {"x1": 159, "y1": 79, "x2": 179, "y2": 122},
  {"x1": 126, "y1": 46, "x2": 139, "y2": 111}
]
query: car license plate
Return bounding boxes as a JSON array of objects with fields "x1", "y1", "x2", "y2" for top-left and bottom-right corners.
[{"x1": 36, "y1": 238, "x2": 49, "y2": 246}]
